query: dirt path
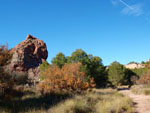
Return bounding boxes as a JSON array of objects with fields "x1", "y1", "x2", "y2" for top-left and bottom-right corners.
[{"x1": 119, "y1": 90, "x2": 150, "y2": 113}]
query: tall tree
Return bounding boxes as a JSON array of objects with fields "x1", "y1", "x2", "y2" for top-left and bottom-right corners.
[
  {"x1": 69, "y1": 49, "x2": 107, "y2": 87},
  {"x1": 71, "y1": 49, "x2": 88, "y2": 63},
  {"x1": 108, "y1": 61, "x2": 126, "y2": 86},
  {"x1": 51, "y1": 49, "x2": 107, "y2": 87},
  {"x1": 51, "y1": 52, "x2": 66, "y2": 68},
  {"x1": 87, "y1": 56, "x2": 107, "y2": 87}
]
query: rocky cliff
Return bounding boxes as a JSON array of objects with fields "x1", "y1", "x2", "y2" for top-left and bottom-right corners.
[{"x1": 6, "y1": 34, "x2": 48, "y2": 83}]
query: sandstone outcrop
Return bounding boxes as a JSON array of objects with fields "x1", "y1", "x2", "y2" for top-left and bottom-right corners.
[
  {"x1": 125, "y1": 63, "x2": 145, "y2": 69},
  {"x1": 6, "y1": 34, "x2": 48, "y2": 83}
]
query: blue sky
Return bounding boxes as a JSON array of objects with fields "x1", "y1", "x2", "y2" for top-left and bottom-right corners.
[{"x1": 0, "y1": 0, "x2": 150, "y2": 65}]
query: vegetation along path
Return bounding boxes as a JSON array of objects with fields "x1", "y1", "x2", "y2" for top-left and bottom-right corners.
[{"x1": 119, "y1": 90, "x2": 150, "y2": 113}]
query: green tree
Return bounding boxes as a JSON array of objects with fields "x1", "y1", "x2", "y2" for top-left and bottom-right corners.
[
  {"x1": 69, "y1": 49, "x2": 107, "y2": 87},
  {"x1": 71, "y1": 49, "x2": 88, "y2": 63},
  {"x1": 51, "y1": 49, "x2": 107, "y2": 87},
  {"x1": 130, "y1": 68, "x2": 147, "y2": 77},
  {"x1": 51, "y1": 52, "x2": 66, "y2": 68},
  {"x1": 124, "y1": 68, "x2": 136, "y2": 85},
  {"x1": 141, "y1": 61, "x2": 145, "y2": 64},
  {"x1": 87, "y1": 55, "x2": 107, "y2": 87},
  {"x1": 40, "y1": 61, "x2": 50, "y2": 72},
  {"x1": 108, "y1": 61, "x2": 126, "y2": 86},
  {"x1": 40, "y1": 61, "x2": 50, "y2": 80}
]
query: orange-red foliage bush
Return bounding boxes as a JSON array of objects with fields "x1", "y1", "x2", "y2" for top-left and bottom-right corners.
[
  {"x1": 37, "y1": 62, "x2": 96, "y2": 95},
  {"x1": 0, "y1": 44, "x2": 14, "y2": 99},
  {"x1": 136, "y1": 70, "x2": 150, "y2": 85},
  {"x1": 0, "y1": 44, "x2": 12, "y2": 66}
]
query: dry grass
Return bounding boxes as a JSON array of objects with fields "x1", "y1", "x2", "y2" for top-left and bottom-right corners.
[
  {"x1": 0, "y1": 89, "x2": 133, "y2": 113},
  {"x1": 131, "y1": 85, "x2": 150, "y2": 95},
  {"x1": 49, "y1": 89, "x2": 133, "y2": 113}
]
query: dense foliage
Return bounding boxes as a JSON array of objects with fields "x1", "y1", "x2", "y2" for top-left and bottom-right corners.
[
  {"x1": 40, "y1": 61, "x2": 50, "y2": 80},
  {"x1": 108, "y1": 61, "x2": 134, "y2": 86},
  {"x1": 130, "y1": 68, "x2": 147, "y2": 78},
  {"x1": 37, "y1": 63, "x2": 96, "y2": 95},
  {"x1": 51, "y1": 52, "x2": 66, "y2": 68},
  {"x1": 108, "y1": 61, "x2": 126, "y2": 86},
  {"x1": 0, "y1": 44, "x2": 13, "y2": 99},
  {"x1": 52, "y1": 49, "x2": 107, "y2": 87},
  {"x1": 136, "y1": 69, "x2": 150, "y2": 85},
  {"x1": 0, "y1": 44, "x2": 12, "y2": 66}
]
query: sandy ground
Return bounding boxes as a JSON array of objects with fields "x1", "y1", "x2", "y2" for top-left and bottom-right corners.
[{"x1": 119, "y1": 90, "x2": 150, "y2": 113}]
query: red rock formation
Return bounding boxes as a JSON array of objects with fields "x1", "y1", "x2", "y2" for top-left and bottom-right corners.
[{"x1": 7, "y1": 34, "x2": 48, "y2": 82}]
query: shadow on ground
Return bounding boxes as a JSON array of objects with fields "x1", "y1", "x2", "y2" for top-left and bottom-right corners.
[
  {"x1": 117, "y1": 88, "x2": 130, "y2": 91},
  {"x1": 0, "y1": 91, "x2": 71, "y2": 113}
]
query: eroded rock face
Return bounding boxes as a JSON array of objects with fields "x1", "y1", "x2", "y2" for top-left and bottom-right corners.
[{"x1": 7, "y1": 34, "x2": 48, "y2": 82}]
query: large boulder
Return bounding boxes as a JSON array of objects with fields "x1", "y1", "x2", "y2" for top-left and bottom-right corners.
[{"x1": 6, "y1": 34, "x2": 48, "y2": 83}]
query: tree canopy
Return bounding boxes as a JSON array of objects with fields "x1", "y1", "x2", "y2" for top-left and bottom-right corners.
[
  {"x1": 108, "y1": 61, "x2": 136, "y2": 86},
  {"x1": 108, "y1": 61, "x2": 126, "y2": 86},
  {"x1": 51, "y1": 49, "x2": 107, "y2": 87},
  {"x1": 51, "y1": 52, "x2": 66, "y2": 68}
]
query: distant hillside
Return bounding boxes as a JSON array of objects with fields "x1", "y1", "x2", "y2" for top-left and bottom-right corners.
[
  {"x1": 125, "y1": 59, "x2": 150, "y2": 69},
  {"x1": 125, "y1": 63, "x2": 145, "y2": 69}
]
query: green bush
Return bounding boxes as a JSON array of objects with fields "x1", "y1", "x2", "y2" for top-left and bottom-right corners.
[
  {"x1": 108, "y1": 61, "x2": 126, "y2": 86},
  {"x1": 130, "y1": 68, "x2": 147, "y2": 77},
  {"x1": 51, "y1": 49, "x2": 107, "y2": 88},
  {"x1": 108, "y1": 61, "x2": 136, "y2": 86},
  {"x1": 51, "y1": 52, "x2": 66, "y2": 68},
  {"x1": 40, "y1": 61, "x2": 50, "y2": 80}
]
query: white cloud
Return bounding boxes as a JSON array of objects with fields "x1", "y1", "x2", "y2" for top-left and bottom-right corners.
[
  {"x1": 121, "y1": 4, "x2": 143, "y2": 16},
  {"x1": 110, "y1": 0, "x2": 150, "y2": 22},
  {"x1": 119, "y1": 0, "x2": 133, "y2": 10},
  {"x1": 111, "y1": 0, "x2": 143, "y2": 16}
]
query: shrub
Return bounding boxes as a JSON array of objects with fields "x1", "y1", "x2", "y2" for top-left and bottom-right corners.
[
  {"x1": 0, "y1": 69, "x2": 14, "y2": 99},
  {"x1": 0, "y1": 44, "x2": 12, "y2": 66},
  {"x1": 136, "y1": 70, "x2": 150, "y2": 85},
  {"x1": 130, "y1": 75, "x2": 139, "y2": 85},
  {"x1": 108, "y1": 61, "x2": 135, "y2": 86},
  {"x1": 51, "y1": 52, "x2": 66, "y2": 68},
  {"x1": 40, "y1": 61, "x2": 49, "y2": 72},
  {"x1": 37, "y1": 62, "x2": 96, "y2": 95},
  {"x1": 52, "y1": 49, "x2": 107, "y2": 88},
  {"x1": 40, "y1": 61, "x2": 50, "y2": 80},
  {"x1": 130, "y1": 68, "x2": 147, "y2": 78},
  {"x1": 108, "y1": 61, "x2": 126, "y2": 86},
  {"x1": 0, "y1": 44, "x2": 14, "y2": 99}
]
